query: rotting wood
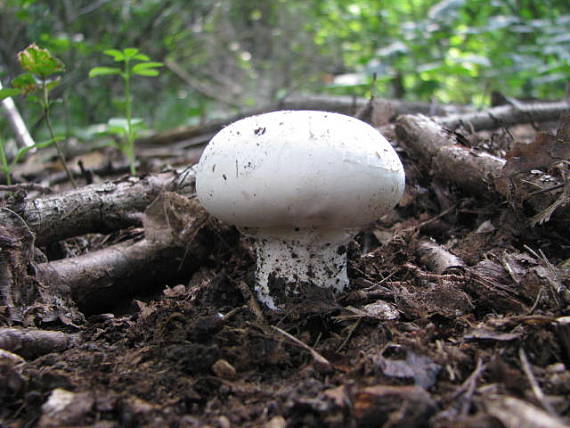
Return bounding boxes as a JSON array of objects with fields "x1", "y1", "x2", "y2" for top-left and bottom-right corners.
[
  {"x1": 436, "y1": 99, "x2": 569, "y2": 131},
  {"x1": 395, "y1": 114, "x2": 570, "y2": 224},
  {"x1": 0, "y1": 327, "x2": 79, "y2": 359},
  {"x1": 1, "y1": 168, "x2": 196, "y2": 246}
]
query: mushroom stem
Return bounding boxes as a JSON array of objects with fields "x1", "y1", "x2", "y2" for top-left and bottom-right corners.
[{"x1": 243, "y1": 228, "x2": 353, "y2": 309}]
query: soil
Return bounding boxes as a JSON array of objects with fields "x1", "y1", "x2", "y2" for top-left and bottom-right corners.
[{"x1": 1, "y1": 114, "x2": 570, "y2": 428}]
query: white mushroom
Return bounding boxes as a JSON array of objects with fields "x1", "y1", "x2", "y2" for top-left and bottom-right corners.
[{"x1": 196, "y1": 110, "x2": 405, "y2": 309}]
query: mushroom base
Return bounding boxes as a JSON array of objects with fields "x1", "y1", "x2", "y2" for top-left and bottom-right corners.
[{"x1": 243, "y1": 228, "x2": 354, "y2": 310}]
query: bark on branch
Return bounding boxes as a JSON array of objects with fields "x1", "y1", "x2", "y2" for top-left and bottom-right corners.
[
  {"x1": 436, "y1": 100, "x2": 570, "y2": 132},
  {"x1": 1, "y1": 169, "x2": 195, "y2": 246},
  {"x1": 35, "y1": 194, "x2": 217, "y2": 313},
  {"x1": 36, "y1": 236, "x2": 200, "y2": 312},
  {"x1": 395, "y1": 114, "x2": 570, "y2": 224},
  {"x1": 395, "y1": 114, "x2": 505, "y2": 195}
]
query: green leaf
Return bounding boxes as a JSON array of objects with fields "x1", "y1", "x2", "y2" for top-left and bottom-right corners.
[
  {"x1": 46, "y1": 78, "x2": 61, "y2": 91},
  {"x1": 122, "y1": 48, "x2": 140, "y2": 59},
  {"x1": 132, "y1": 69, "x2": 160, "y2": 77},
  {"x1": 11, "y1": 73, "x2": 38, "y2": 95},
  {"x1": 107, "y1": 126, "x2": 127, "y2": 136},
  {"x1": 108, "y1": 117, "x2": 130, "y2": 130},
  {"x1": 89, "y1": 67, "x2": 122, "y2": 78},
  {"x1": 132, "y1": 61, "x2": 163, "y2": 77},
  {"x1": 131, "y1": 62, "x2": 163, "y2": 77},
  {"x1": 0, "y1": 88, "x2": 22, "y2": 101},
  {"x1": 132, "y1": 53, "x2": 150, "y2": 61},
  {"x1": 132, "y1": 62, "x2": 163, "y2": 71},
  {"x1": 107, "y1": 117, "x2": 144, "y2": 131},
  {"x1": 107, "y1": 117, "x2": 132, "y2": 135},
  {"x1": 13, "y1": 136, "x2": 63, "y2": 164},
  {"x1": 104, "y1": 49, "x2": 125, "y2": 61},
  {"x1": 17, "y1": 43, "x2": 64, "y2": 78}
]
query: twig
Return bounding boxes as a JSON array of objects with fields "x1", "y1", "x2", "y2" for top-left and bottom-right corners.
[
  {"x1": 450, "y1": 358, "x2": 486, "y2": 415},
  {"x1": 437, "y1": 99, "x2": 570, "y2": 131},
  {"x1": 271, "y1": 325, "x2": 332, "y2": 372},
  {"x1": 336, "y1": 318, "x2": 361, "y2": 352},
  {"x1": 519, "y1": 347, "x2": 559, "y2": 417},
  {"x1": 235, "y1": 280, "x2": 266, "y2": 324}
]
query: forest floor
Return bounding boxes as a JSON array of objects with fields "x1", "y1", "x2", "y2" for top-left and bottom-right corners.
[{"x1": 1, "y1": 96, "x2": 569, "y2": 427}]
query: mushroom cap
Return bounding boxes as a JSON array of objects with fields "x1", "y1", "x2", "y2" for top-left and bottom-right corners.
[{"x1": 196, "y1": 110, "x2": 405, "y2": 229}]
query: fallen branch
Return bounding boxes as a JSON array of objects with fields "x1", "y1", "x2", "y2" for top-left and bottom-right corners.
[
  {"x1": 1, "y1": 169, "x2": 195, "y2": 246},
  {"x1": 395, "y1": 114, "x2": 505, "y2": 195},
  {"x1": 280, "y1": 94, "x2": 472, "y2": 118},
  {"x1": 0, "y1": 327, "x2": 78, "y2": 359},
  {"x1": 37, "y1": 237, "x2": 197, "y2": 312},
  {"x1": 437, "y1": 99, "x2": 569, "y2": 132},
  {"x1": 36, "y1": 194, "x2": 212, "y2": 312},
  {"x1": 395, "y1": 114, "x2": 570, "y2": 224},
  {"x1": 136, "y1": 94, "x2": 472, "y2": 147}
]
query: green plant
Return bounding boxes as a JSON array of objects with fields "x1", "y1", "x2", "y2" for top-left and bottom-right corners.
[
  {"x1": 0, "y1": 138, "x2": 10, "y2": 184},
  {"x1": 0, "y1": 43, "x2": 75, "y2": 185},
  {"x1": 0, "y1": 137, "x2": 62, "y2": 185},
  {"x1": 89, "y1": 48, "x2": 163, "y2": 175}
]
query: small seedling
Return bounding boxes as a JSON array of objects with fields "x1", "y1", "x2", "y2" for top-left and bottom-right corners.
[
  {"x1": 89, "y1": 48, "x2": 163, "y2": 175},
  {"x1": 0, "y1": 137, "x2": 62, "y2": 185},
  {"x1": 0, "y1": 44, "x2": 74, "y2": 185}
]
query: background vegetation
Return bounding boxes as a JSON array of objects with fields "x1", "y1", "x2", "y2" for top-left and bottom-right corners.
[{"x1": 1, "y1": 0, "x2": 569, "y2": 142}]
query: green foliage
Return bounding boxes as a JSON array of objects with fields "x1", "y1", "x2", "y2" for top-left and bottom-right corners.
[
  {"x1": 0, "y1": 136, "x2": 61, "y2": 185},
  {"x1": 0, "y1": 44, "x2": 75, "y2": 185},
  {"x1": 17, "y1": 42, "x2": 64, "y2": 77},
  {"x1": 0, "y1": 0, "x2": 568, "y2": 156},
  {"x1": 310, "y1": 0, "x2": 569, "y2": 103},
  {"x1": 89, "y1": 48, "x2": 163, "y2": 175}
]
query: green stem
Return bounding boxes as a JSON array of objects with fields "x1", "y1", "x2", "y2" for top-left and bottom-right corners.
[
  {"x1": 124, "y1": 60, "x2": 136, "y2": 175},
  {"x1": 42, "y1": 81, "x2": 77, "y2": 187},
  {"x1": 0, "y1": 142, "x2": 11, "y2": 185}
]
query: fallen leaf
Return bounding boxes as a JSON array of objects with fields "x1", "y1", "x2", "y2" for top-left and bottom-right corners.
[{"x1": 376, "y1": 348, "x2": 441, "y2": 389}]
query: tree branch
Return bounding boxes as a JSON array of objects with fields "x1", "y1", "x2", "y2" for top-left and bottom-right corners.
[{"x1": 1, "y1": 169, "x2": 196, "y2": 246}]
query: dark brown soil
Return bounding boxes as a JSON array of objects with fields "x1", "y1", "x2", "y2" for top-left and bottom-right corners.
[{"x1": 1, "y1": 119, "x2": 570, "y2": 428}]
